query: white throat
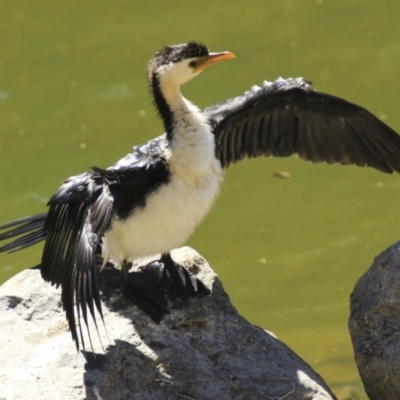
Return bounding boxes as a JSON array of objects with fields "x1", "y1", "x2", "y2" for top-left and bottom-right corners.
[{"x1": 158, "y1": 70, "x2": 220, "y2": 184}]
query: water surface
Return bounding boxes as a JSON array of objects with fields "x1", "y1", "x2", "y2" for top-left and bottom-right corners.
[{"x1": 1, "y1": 1, "x2": 400, "y2": 398}]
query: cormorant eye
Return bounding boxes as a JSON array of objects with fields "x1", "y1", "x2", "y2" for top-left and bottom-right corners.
[{"x1": 189, "y1": 61, "x2": 197, "y2": 68}]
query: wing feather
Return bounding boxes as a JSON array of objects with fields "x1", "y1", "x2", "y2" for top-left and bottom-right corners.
[
  {"x1": 205, "y1": 78, "x2": 400, "y2": 172},
  {"x1": 37, "y1": 175, "x2": 114, "y2": 351},
  {"x1": 0, "y1": 137, "x2": 170, "y2": 351}
]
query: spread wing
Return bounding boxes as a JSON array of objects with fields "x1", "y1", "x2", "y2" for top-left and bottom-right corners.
[
  {"x1": 205, "y1": 78, "x2": 400, "y2": 172},
  {"x1": 0, "y1": 136, "x2": 170, "y2": 351},
  {"x1": 0, "y1": 185, "x2": 110, "y2": 352},
  {"x1": 41, "y1": 171, "x2": 114, "y2": 351}
]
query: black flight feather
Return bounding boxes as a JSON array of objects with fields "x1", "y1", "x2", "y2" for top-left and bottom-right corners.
[{"x1": 206, "y1": 78, "x2": 400, "y2": 172}]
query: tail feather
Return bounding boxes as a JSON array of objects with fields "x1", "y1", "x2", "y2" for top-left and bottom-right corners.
[{"x1": 0, "y1": 213, "x2": 47, "y2": 252}]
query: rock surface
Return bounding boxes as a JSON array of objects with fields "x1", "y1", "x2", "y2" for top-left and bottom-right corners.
[
  {"x1": 0, "y1": 247, "x2": 336, "y2": 400},
  {"x1": 349, "y1": 241, "x2": 400, "y2": 400}
]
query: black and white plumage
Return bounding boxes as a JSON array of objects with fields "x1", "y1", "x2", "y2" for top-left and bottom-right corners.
[{"x1": 1, "y1": 42, "x2": 400, "y2": 351}]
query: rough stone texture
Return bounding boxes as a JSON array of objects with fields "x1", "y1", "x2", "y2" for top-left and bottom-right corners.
[
  {"x1": 349, "y1": 241, "x2": 400, "y2": 400},
  {"x1": 0, "y1": 247, "x2": 336, "y2": 400}
]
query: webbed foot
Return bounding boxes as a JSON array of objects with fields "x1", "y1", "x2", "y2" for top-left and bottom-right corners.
[{"x1": 122, "y1": 252, "x2": 210, "y2": 322}]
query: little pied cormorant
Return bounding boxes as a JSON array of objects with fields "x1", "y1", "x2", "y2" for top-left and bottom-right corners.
[{"x1": 1, "y1": 42, "x2": 400, "y2": 351}]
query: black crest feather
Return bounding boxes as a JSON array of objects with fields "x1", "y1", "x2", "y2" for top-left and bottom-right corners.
[{"x1": 149, "y1": 42, "x2": 209, "y2": 70}]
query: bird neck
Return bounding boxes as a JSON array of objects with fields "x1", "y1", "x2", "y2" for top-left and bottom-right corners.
[
  {"x1": 151, "y1": 73, "x2": 202, "y2": 141},
  {"x1": 150, "y1": 72, "x2": 218, "y2": 183}
]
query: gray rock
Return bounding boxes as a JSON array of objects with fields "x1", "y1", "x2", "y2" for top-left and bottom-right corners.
[
  {"x1": 0, "y1": 247, "x2": 336, "y2": 400},
  {"x1": 349, "y1": 241, "x2": 400, "y2": 400}
]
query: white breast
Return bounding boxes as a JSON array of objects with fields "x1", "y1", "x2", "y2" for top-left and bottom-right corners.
[{"x1": 104, "y1": 159, "x2": 222, "y2": 263}]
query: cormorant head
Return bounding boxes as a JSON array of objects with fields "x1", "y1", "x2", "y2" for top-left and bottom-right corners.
[{"x1": 148, "y1": 42, "x2": 235, "y2": 88}]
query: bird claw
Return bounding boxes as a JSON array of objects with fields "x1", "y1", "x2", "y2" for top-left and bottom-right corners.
[
  {"x1": 123, "y1": 253, "x2": 210, "y2": 322},
  {"x1": 145, "y1": 253, "x2": 210, "y2": 296}
]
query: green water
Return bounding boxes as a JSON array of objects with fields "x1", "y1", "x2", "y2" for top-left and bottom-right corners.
[{"x1": 1, "y1": 1, "x2": 400, "y2": 398}]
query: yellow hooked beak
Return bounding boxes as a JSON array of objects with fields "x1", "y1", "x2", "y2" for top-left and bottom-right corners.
[{"x1": 193, "y1": 51, "x2": 235, "y2": 73}]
